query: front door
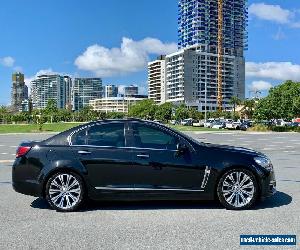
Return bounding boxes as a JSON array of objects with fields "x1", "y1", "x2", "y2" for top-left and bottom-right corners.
[{"x1": 127, "y1": 122, "x2": 206, "y2": 193}]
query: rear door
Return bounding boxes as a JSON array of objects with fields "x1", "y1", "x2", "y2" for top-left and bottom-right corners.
[{"x1": 70, "y1": 121, "x2": 135, "y2": 191}]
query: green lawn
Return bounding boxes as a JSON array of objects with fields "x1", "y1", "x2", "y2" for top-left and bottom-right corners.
[
  {"x1": 0, "y1": 123, "x2": 223, "y2": 134},
  {"x1": 0, "y1": 123, "x2": 84, "y2": 133},
  {"x1": 169, "y1": 125, "x2": 223, "y2": 132}
]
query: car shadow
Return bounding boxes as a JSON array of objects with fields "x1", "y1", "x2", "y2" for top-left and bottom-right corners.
[
  {"x1": 254, "y1": 191, "x2": 292, "y2": 210},
  {"x1": 30, "y1": 191, "x2": 292, "y2": 211}
]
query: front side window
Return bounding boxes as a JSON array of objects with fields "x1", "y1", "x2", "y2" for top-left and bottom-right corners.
[
  {"x1": 131, "y1": 123, "x2": 178, "y2": 150},
  {"x1": 87, "y1": 123, "x2": 125, "y2": 147}
]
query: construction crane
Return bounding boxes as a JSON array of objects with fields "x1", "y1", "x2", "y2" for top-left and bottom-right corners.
[{"x1": 217, "y1": 0, "x2": 223, "y2": 111}]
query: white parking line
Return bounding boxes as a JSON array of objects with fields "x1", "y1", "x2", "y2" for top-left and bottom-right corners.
[
  {"x1": 0, "y1": 160, "x2": 14, "y2": 163},
  {"x1": 262, "y1": 148, "x2": 274, "y2": 151},
  {"x1": 1, "y1": 153, "x2": 8, "y2": 155},
  {"x1": 9, "y1": 146, "x2": 17, "y2": 148}
]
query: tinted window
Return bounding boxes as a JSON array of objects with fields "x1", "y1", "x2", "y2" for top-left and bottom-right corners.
[
  {"x1": 71, "y1": 129, "x2": 87, "y2": 145},
  {"x1": 132, "y1": 123, "x2": 178, "y2": 150},
  {"x1": 87, "y1": 123, "x2": 125, "y2": 147}
]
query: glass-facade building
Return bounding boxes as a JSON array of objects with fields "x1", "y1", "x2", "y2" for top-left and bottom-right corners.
[
  {"x1": 72, "y1": 78, "x2": 102, "y2": 111},
  {"x1": 31, "y1": 74, "x2": 71, "y2": 109}
]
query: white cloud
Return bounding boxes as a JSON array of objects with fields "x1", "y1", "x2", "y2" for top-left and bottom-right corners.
[
  {"x1": 290, "y1": 22, "x2": 300, "y2": 28},
  {"x1": 249, "y1": 3, "x2": 292, "y2": 24},
  {"x1": 273, "y1": 27, "x2": 286, "y2": 40},
  {"x1": 249, "y1": 3, "x2": 300, "y2": 28},
  {"x1": 75, "y1": 37, "x2": 177, "y2": 77},
  {"x1": 0, "y1": 56, "x2": 15, "y2": 67},
  {"x1": 246, "y1": 62, "x2": 300, "y2": 81},
  {"x1": 249, "y1": 80, "x2": 273, "y2": 91}
]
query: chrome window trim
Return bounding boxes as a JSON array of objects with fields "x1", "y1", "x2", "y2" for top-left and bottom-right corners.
[
  {"x1": 95, "y1": 187, "x2": 204, "y2": 192},
  {"x1": 68, "y1": 121, "x2": 126, "y2": 146},
  {"x1": 129, "y1": 121, "x2": 195, "y2": 152},
  {"x1": 69, "y1": 144, "x2": 178, "y2": 152}
]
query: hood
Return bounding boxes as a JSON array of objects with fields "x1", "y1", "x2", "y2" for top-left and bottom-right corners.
[{"x1": 201, "y1": 142, "x2": 263, "y2": 157}]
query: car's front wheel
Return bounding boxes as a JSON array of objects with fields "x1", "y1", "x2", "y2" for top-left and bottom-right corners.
[
  {"x1": 217, "y1": 169, "x2": 258, "y2": 210},
  {"x1": 45, "y1": 172, "x2": 84, "y2": 212}
]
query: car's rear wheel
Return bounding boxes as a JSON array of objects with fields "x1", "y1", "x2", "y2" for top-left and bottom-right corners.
[
  {"x1": 45, "y1": 172, "x2": 84, "y2": 212},
  {"x1": 217, "y1": 169, "x2": 258, "y2": 210}
]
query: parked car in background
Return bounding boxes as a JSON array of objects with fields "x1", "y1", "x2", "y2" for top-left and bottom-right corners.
[
  {"x1": 204, "y1": 119, "x2": 215, "y2": 128},
  {"x1": 192, "y1": 120, "x2": 205, "y2": 127},
  {"x1": 170, "y1": 120, "x2": 179, "y2": 125},
  {"x1": 240, "y1": 121, "x2": 253, "y2": 131},
  {"x1": 181, "y1": 118, "x2": 193, "y2": 126},
  {"x1": 226, "y1": 121, "x2": 241, "y2": 130},
  {"x1": 291, "y1": 122, "x2": 300, "y2": 127},
  {"x1": 212, "y1": 121, "x2": 226, "y2": 129},
  {"x1": 153, "y1": 120, "x2": 162, "y2": 124}
]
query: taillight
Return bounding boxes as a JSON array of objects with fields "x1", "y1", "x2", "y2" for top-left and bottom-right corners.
[{"x1": 16, "y1": 146, "x2": 31, "y2": 158}]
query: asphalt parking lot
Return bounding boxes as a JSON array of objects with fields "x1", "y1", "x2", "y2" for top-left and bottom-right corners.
[{"x1": 0, "y1": 131, "x2": 299, "y2": 249}]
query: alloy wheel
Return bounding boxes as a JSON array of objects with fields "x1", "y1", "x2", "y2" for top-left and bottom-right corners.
[{"x1": 48, "y1": 173, "x2": 82, "y2": 211}]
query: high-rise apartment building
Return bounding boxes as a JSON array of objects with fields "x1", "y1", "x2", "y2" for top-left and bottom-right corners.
[
  {"x1": 124, "y1": 85, "x2": 138, "y2": 96},
  {"x1": 11, "y1": 72, "x2": 28, "y2": 111},
  {"x1": 148, "y1": 55, "x2": 166, "y2": 104},
  {"x1": 148, "y1": 0, "x2": 247, "y2": 110},
  {"x1": 104, "y1": 85, "x2": 118, "y2": 98},
  {"x1": 31, "y1": 74, "x2": 72, "y2": 109},
  {"x1": 178, "y1": 0, "x2": 247, "y2": 56},
  {"x1": 165, "y1": 45, "x2": 244, "y2": 111},
  {"x1": 72, "y1": 78, "x2": 102, "y2": 111}
]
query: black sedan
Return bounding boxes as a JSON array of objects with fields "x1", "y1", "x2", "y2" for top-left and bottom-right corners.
[{"x1": 12, "y1": 119, "x2": 276, "y2": 211}]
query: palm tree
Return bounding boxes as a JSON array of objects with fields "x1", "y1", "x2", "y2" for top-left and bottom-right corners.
[
  {"x1": 242, "y1": 99, "x2": 256, "y2": 119},
  {"x1": 229, "y1": 96, "x2": 241, "y2": 115}
]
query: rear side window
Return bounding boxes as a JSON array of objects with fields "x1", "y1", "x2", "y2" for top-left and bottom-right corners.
[
  {"x1": 71, "y1": 129, "x2": 87, "y2": 145},
  {"x1": 131, "y1": 123, "x2": 178, "y2": 150},
  {"x1": 87, "y1": 123, "x2": 125, "y2": 147}
]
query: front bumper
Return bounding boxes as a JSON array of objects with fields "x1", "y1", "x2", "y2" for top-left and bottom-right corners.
[{"x1": 260, "y1": 169, "x2": 277, "y2": 200}]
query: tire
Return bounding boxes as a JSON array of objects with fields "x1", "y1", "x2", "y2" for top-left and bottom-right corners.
[
  {"x1": 45, "y1": 171, "x2": 85, "y2": 212},
  {"x1": 217, "y1": 168, "x2": 258, "y2": 210}
]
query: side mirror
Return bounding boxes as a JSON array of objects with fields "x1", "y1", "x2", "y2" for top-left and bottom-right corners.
[{"x1": 176, "y1": 143, "x2": 188, "y2": 156}]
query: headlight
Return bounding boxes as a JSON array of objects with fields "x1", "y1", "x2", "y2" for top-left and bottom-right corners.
[{"x1": 254, "y1": 156, "x2": 272, "y2": 170}]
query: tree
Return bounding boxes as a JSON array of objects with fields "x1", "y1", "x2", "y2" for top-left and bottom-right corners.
[
  {"x1": 128, "y1": 99, "x2": 157, "y2": 120},
  {"x1": 174, "y1": 104, "x2": 189, "y2": 121},
  {"x1": 154, "y1": 103, "x2": 173, "y2": 122},
  {"x1": 241, "y1": 99, "x2": 256, "y2": 119},
  {"x1": 187, "y1": 108, "x2": 205, "y2": 120},
  {"x1": 253, "y1": 81, "x2": 300, "y2": 120},
  {"x1": 229, "y1": 96, "x2": 241, "y2": 115}
]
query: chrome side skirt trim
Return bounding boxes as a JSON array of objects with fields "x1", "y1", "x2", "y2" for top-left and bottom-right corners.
[
  {"x1": 95, "y1": 187, "x2": 204, "y2": 192},
  {"x1": 201, "y1": 166, "x2": 211, "y2": 189}
]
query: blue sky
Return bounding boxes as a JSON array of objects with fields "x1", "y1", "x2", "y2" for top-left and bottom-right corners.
[{"x1": 1, "y1": 0, "x2": 300, "y2": 105}]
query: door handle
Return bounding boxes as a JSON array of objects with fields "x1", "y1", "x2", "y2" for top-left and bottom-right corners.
[
  {"x1": 137, "y1": 154, "x2": 149, "y2": 158},
  {"x1": 78, "y1": 150, "x2": 91, "y2": 155}
]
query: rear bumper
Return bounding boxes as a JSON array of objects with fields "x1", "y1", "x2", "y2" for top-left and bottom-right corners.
[
  {"x1": 12, "y1": 158, "x2": 43, "y2": 197},
  {"x1": 12, "y1": 180, "x2": 41, "y2": 197}
]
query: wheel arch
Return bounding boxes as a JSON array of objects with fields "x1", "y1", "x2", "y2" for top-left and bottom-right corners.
[
  {"x1": 213, "y1": 165, "x2": 262, "y2": 200},
  {"x1": 41, "y1": 166, "x2": 87, "y2": 198}
]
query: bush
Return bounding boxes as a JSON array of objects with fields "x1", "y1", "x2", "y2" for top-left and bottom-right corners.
[{"x1": 248, "y1": 124, "x2": 270, "y2": 132}]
